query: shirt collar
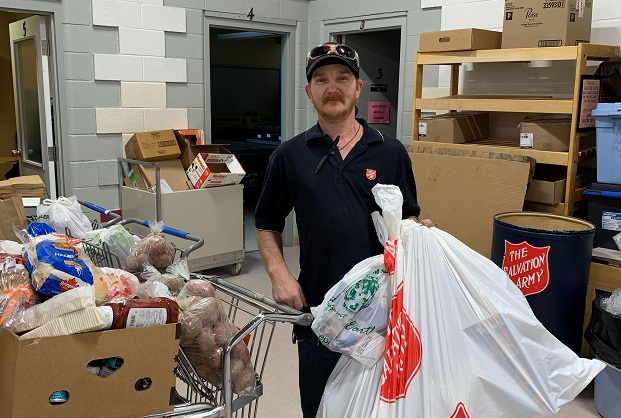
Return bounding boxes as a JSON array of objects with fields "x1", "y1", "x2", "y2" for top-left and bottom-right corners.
[{"x1": 305, "y1": 118, "x2": 385, "y2": 146}]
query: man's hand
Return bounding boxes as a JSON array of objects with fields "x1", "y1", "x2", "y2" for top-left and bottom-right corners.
[
  {"x1": 420, "y1": 218, "x2": 434, "y2": 227},
  {"x1": 271, "y1": 270, "x2": 307, "y2": 310},
  {"x1": 256, "y1": 228, "x2": 307, "y2": 310},
  {"x1": 409, "y1": 216, "x2": 434, "y2": 227}
]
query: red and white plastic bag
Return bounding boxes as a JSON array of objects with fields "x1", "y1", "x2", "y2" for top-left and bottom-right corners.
[
  {"x1": 320, "y1": 184, "x2": 605, "y2": 417},
  {"x1": 380, "y1": 185, "x2": 604, "y2": 417}
]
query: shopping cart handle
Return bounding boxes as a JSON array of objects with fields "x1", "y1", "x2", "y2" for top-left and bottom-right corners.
[
  {"x1": 79, "y1": 200, "x2": 113, "y2": 215},
  {"x1": 137, "y1": 220, "x2": 188, "y2": 238}
]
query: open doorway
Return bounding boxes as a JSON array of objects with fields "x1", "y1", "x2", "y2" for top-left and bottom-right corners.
[
  {"x1": 340, "y1": 30, "x2": 401, "y2": 138},
  {"x1": 0, "y1": 9, "x2": 58, "y2": 198},
  {"x1": 205, "y1": 15, "x2": 296, "y2": 252},
  {"x1": 325, "y1": 14, "x2": 407, "y2": 142}
]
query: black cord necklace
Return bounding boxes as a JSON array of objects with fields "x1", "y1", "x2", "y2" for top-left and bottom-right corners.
[{"x1": 337, "y1": 122, "x2": 361, "y2": 151}]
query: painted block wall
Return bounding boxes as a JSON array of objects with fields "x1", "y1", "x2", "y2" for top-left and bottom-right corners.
[{"x1": 60, "y1": 0, "x2": 619, "y2": 210}]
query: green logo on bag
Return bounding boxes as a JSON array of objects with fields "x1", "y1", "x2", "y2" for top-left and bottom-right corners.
[{"x1": 342, "y1": 269, "x2": 384, "y2": 313}]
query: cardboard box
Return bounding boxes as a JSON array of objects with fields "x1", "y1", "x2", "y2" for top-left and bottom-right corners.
[
  {"x1": 177, "y1": 129, "x2": 204, "y2": 145},
  {"x1": 0, "y1": 324, "x2": 180, "y2": 418},
  {"x1": 525, "y1": 165, "x2": 596, "y2": 204},
  {"x1": 125, "y1": 160, "x2": 191, "y2": 192},
  {"x1": 419, "y1": 28, "x2": 502, "y2": 52},
  {"x1": 419, "y1": 112, "x2": 489, "y2": 143},
  {"x1": 518, "y1": 115, "x2": 572, "y2": 151},
  {"x1": 125, "y1": 130, "x2": 181, "y2": 162},
  {"x1": 178, "y1": 142, "x2": 232, "y2": 171},
  {"x1": 186, "y1": 152, "x2": 245, "y2": 189},
  {"x1": 502, "y1": 0, "x2": 593, "y2": 49},
  {"x1": 408, "y1": 145, "x2": 532, "y2": 257}
]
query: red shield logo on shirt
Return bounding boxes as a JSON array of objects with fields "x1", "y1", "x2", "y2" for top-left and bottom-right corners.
[
  {"x1": 501, "y1": 240, "x2": 550, "y2": 296},
  {"x1": 380, "y1": 283, "x2": 422, "y2": 403},
  {"x1": 366, "y1": 169, "x2": 377, "y2": 180},
  {"x1": 451, "y1": 402, "x2": 471, "y2": 418}
]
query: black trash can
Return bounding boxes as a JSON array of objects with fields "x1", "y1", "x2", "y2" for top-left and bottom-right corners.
[
  {"x1": 491, "y1": 212, "x2": 595, "y2": 355},
  {"x1": 585, "y1": 295, "x2": 621, "y2": 418}
]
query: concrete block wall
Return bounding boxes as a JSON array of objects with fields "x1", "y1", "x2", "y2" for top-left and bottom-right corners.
[
  {"x1": 59, "y1": 0, "x2": 619, "y2": 211},
  {"x1": 62, "y1": 0, "x2": 207, "y2": 209}
]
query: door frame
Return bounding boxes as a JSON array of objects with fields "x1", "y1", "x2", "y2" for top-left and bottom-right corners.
[
  {"x1": 323, "y1": 13, "x2": 407, "y2": 140},
  {"x1": 1, "y1": 0, "x2": 68, "y2": 197},
  {"x1": 203, "y1": 11, "x2": 297, "y2": 246}
]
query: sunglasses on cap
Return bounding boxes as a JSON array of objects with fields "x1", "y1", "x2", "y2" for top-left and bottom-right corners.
[{"x1": 306, "y1": 43, "x2": 360, "y2": 81}]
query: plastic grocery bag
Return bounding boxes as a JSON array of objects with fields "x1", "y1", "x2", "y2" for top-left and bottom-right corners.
[
  {"x1": 125, "y1": 221, "x2": 175, "y2": 272},
  {"x1": 311, "y1": 255, "x2": 390, "y2": 366},
  {"x1": 21, "y1": 233, "x2": 100, "y2": 297},
  {"x1": 84, "y1": 224, "x2": 140, "y2": 268},
  {"x1": 316, "y1": 185, "x2": 403, "y2": 418},
  {"x1": 318, "y1": 354, "x2": 382, "y2": 417},
  {"x1": 36, "y1": 196, "x2": 92, "y2": 239},
  {"x1": 375, "y1": 185, "x2": 605, "y2": 418}
]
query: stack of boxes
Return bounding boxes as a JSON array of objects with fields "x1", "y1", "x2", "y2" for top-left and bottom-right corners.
[{"x1": 123, "y1": 129, "x2": 245, "y2": 192}]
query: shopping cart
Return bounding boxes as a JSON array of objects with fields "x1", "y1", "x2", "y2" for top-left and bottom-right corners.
[{"x1": 76, "y1": 202, "x2": 313, "y2": 418}]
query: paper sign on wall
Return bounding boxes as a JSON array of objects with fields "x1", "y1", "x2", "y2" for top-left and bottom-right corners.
[{"x1": 368, "y1": 101, "x2": 390, "y2": 124}]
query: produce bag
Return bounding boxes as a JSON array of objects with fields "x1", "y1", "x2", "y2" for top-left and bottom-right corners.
[
  {"x1": 36, "y1": 196, "x2": 92, "y2": 239},
  {"x1": 125, "y1": 221, "x2": 175, "y2": 272},
  {"x1": 176, "y1": 279, "x2": 256, "y2": 395},
  {"x1": 375, "y1": 185, "x2": 604, "y2": 417},
  {"x1": 84, "y1": 224, "x2": 140, "y2": 269}
]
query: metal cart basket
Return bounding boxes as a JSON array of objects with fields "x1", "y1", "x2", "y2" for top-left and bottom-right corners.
[{"x1": 74, "y1": 202, "x2": 312, "y2": 418}]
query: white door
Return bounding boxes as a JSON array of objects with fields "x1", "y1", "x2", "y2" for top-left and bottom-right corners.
[{"x1": 9, "y1": 15, "x2": 56, "y2": 198}]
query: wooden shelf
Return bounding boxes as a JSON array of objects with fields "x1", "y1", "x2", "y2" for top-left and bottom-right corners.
[
  {"x1": 416, "y1": 44, "x2": 620, "y2": 65},
  {"x1": 416, "y1": 97, "x2": 574, "y2": 113},
  {"x1": 412, "y1": 43, "x2": 619, "y2": 216},
  {"x1": 415, "y1": 139, "x2": 595, "y2": 165}
]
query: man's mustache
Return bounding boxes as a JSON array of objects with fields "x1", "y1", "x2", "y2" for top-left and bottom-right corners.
[{"x1": 323, "y1": 93, "x2": 344, "y2": 104}]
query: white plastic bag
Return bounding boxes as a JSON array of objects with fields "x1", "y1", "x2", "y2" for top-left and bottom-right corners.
[
  {"x1": 36, "y1": 196, "x2": 92, "y2": 239},
  {"x1": 311, "y1": 255, "x2": 389, "y2": 366},
  {"x1": 317, "y1": 354, "x2": 382, "y2": 418},
  {"x1": 311, "y1": 184, "x2": 402, "y2": 367},
  {"x1": 376, "y1": 185, "x2": 605, "y2": 418}
]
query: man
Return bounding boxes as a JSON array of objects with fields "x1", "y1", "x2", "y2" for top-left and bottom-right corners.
[{"x1": 254, "y1": 42, "x2": 426, "y2": 417}]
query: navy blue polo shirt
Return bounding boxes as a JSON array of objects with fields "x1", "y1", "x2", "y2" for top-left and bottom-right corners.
[{"x1": 254, "y1": 118, "x2": 420, "y2": 308}]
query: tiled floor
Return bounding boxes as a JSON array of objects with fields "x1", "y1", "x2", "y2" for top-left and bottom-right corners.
[{"x1": 205, "y1": 248, "x2": 604, "y2": 418}]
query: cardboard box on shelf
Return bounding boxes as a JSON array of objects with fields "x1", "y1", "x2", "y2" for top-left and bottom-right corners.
[
  {"x1": 525, "y1": 165, "x2": 595, "y2": 204},
  {"x1": 186, "y1": 152, "x2": 245, "y2": 189},
  {"x1": 0, "y1": 323, "x2": 180, "y2": 418},
  {"x1": 419, "y1": 28, "x2": 502, "y2": 52},
  {"x1": 502, "y1": 0, "x2": 593, "y2": 49},
  {"x1": 125, "y1": 130, "x2": 181, "y2": 162},
  {"x1": 518, "y1": 115, "x2": 572, "y2": 151},
  {"x1": 419, "y1": 112, "x2": 489, "y2": 143}
]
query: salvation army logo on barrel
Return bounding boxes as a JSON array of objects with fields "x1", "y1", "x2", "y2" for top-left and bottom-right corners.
[{"x1": 501, "y1": 240, "x2": 550, "y2": 296}]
